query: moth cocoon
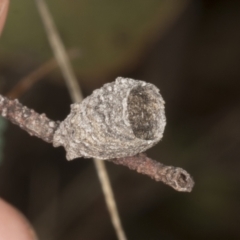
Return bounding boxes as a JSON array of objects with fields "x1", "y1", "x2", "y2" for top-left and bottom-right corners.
[{"x1": 53, "y1": 77, "x2": 166, "y2": 160}]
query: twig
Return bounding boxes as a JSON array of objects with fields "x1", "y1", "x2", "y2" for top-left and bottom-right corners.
[
  {"x1": 0, "y1": 94, "x2": 194, "y2": 192},
  {"x1": 34, "y1": 1, "x2": 127, "y2": 240},
  {"x1": 0, "y1": 95, "x2": 59, "y2": 143},
  {"x1": 7, "y1": 49, "x2": 81, "y2": 99},
  {"x1": 34, "y1": 0, "x2": 83, "y2": 103},
  {"x1": 94, "y1": 159, "x2": 127, "y2": 239},
  {"x1": 111, "y1": 154, "x2": 194, "y2": 192}
]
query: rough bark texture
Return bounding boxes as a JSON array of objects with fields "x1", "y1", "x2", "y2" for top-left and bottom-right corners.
[
  {"x1": 0, "y1": 78, "x2": 194, "y2": 192},
  {"x1": 0, "y1": 95, "x2": 60, "y2": 143},
  {"x1": 111, "y1": 153, "x2": 194, "y2": 192}
]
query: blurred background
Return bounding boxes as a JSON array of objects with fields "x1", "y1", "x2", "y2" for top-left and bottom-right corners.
[{"x1": 0, "y1": 0, "x2": 240, "y2": 239}]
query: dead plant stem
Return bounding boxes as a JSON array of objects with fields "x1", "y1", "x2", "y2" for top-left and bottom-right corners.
[{"x1": 34, "y1": 1, "x2": 127, "y2": 239}]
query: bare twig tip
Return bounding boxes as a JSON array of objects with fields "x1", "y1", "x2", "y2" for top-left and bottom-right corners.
[
  {"x1": 161, "y1": 167, "x2": 194, "y2": 192},
  {"x1": 110, "y1": 154, "x2": 194, "y2": 192}
]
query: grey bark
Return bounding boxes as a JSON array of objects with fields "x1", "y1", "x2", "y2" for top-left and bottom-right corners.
[{"x1": 0, "y1": 78, "x2": 194, "y2": 192}]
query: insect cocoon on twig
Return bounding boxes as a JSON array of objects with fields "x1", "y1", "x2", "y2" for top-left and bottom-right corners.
[{"x1": 53, "y1": 77, "x2": 166, "y2": 160}]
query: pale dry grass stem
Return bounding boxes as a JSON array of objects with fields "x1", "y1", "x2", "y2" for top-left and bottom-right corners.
[{"x1": 34, "y1": 0, "x2": 127, "y2": 239}]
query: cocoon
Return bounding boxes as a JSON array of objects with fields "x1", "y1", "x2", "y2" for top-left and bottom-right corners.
[{"x1": 53, "y1": 77, "x2": 166, "y2": 160}]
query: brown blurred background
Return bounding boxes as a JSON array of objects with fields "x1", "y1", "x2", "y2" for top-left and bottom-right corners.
[{"x1": 0, "y1": 0, "x2": 240, "y2": 239}]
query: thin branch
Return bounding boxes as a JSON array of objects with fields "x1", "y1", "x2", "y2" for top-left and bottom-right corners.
[
  {"x1": 94, "y1": 160, "x2": 127, "y2": 240},
  {"x1": 0, "y1": 1, "x2": 195, "y2": 238},
  {"x1": 111, "y1": 154, "x2": 194, "y2": 192},
  {"x1": 0, "y1": 95, "x2": 59, "y2": 143},
  {"x1": 7, "y1": 48, "x2": 81, "y2": 99},
  {"x1": 0, "y1": 95, "x2": 194, "y2": 192},
  {"x1": 34, "y1": 1, "x2": 127, "y2": 240},
  {"x1": 34, "y1": 0, "x2": 83, "y2": 103}
]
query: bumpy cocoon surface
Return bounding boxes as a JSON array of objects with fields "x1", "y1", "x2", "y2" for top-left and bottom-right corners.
[{"x1": 53, "y1": 77, "x2": 166, "y2": 160}]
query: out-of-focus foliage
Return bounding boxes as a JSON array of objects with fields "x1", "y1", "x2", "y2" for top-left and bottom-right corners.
[
  {"x1": 1, "y1": 1, "x2": 240, "y2": 240},
  {"x1": 0, "y1": 117, "x2": 6, "y2": 164},
  {"x1": 0, "y1": 0, "x2": 189, "y2": 81}
]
